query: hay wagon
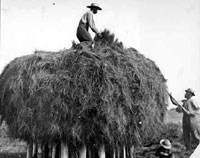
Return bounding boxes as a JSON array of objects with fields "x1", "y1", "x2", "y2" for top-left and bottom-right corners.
[{"x1": 0, "y1": 31, "x2": 168, "y2": 158}]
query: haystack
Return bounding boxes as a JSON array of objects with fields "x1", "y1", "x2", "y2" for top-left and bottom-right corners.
[{"x1": 0, "y1": 30, "x2": 168, "y2": 158}]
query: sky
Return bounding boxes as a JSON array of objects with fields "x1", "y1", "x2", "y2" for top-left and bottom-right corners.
[{"x1": 1, "y1": 0, "x2": 200, "y2": 108}]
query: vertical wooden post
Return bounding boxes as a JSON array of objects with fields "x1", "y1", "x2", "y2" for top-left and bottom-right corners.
[
  {"x1": 32, "y1": 142, "x2": 38, "y2": 158},
  {"x1": 32, "y1": 142, "x2": 36, "y2": 156},
  {"x1": 52, "y1": 143, "x2": 56, "y2": 158},
  {"x1": 26, "y1": 144, "x2": 29, "y2": 158},
  {"x1": 98, "y1": 144, "x2": 105, "y2": 158},
  {"x1": 113, "y1": 148, "x2": 116, "y2": 158},
  {"x1": 26, "y1": 140, "x2": 33, "y2": 158},
  {"x1": 61, "y1": 140, "x2": 69, "y2": 158},
  {"x1": 130, "y1": 146, "x2": 134, "y2": 158},
  {"x1": 37, "y1": 143, "x2": 42, "y2": 158},
  {"x1": 26, "y1": 146, "x2": 30, "y2": 158},
  {"x1": 117, "y1": 147, "x2": 120, "y2": 158},
  {"x1": 79, "y1": 144, "x2": 86, "y2": 158},
  {"x1": 123, "y1": 146, "x2": 126, "y2": 158}
]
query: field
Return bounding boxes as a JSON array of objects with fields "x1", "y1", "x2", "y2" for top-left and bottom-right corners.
[
  {"x1": 0, "y1": 109, "x2": 197, "y2": 158},
  {"x1": 134, "y1": 109, "x2": 196, "y2": 158},
  {"x1": 165, "y1": 108, "x2": 183, "y2": 124},
  {"x1": 0, "y1": 121, "x2": 26, "y2": 158}
]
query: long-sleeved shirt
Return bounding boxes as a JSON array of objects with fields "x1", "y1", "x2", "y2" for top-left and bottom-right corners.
[
  {"x1": 183, "y1": 97, "x2": 200, "y2": 124},
  {"x1": 176, "y1": 97, "x2": 200, "y2": 125},
  {"x1": 80, "y1": 11, "x2": 99, "y2": 34}
]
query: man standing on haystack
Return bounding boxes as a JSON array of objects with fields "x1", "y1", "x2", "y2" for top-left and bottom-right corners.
[
  {"x1": 169, "y1": 88, "x2": 200, "y2": 151},
  {"x1": 76, "y1": 3, "x2": 102, "y2": 44}
]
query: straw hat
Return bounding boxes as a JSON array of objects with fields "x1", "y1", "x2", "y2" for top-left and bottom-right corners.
[
  {"x1": 185, "y1": 88, "x2": 195, "y2": 96},
  {"x1": 160, "y1": 139, "x2": 171, "y2": 149},
  {"x1": 87, "y1": 3, "x2": 102, "y2": 10}
]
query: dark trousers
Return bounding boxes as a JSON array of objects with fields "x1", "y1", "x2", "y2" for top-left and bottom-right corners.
[
  {"x1": 183, "y1": 119, "x2": 200, "y2": 150},
  {"x1": 76, "y1": 22, "x2": 93, "y2": 42}
]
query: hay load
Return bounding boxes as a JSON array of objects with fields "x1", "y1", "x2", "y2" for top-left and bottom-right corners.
[{"x1": 0, "y1": 30, "x2": 168, "y2": 158}]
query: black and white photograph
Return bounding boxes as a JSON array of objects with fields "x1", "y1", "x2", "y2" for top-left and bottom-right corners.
[{"x1": 1, "y1": 0, "x2": 200, "y2": 157}]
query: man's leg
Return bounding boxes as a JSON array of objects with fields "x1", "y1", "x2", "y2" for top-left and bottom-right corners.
[
  {"x1": 76, "y1": 26, "x2": 93, "y2": 42},
  {"x1": 183, "y1": 125, "x2": 191, "y2": 150},
  {"x1": 191, "y1": 125, "x2": 200, "y2": 148},
  {"x1": 190, "y1": 116, "x2": 200, "y2": 149}
]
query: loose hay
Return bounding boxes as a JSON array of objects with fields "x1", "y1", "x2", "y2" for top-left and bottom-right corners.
[{"x1": 0, "y1": 30, "x2": 168, "y2": 148}]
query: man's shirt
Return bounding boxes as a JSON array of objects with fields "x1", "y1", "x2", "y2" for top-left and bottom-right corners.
[
  {"x1": 80, "y1": 11, "x2": 99, "y2": 34},
  {"x1": 182, "y1": 97, "x2": 200, "y2": 125}
]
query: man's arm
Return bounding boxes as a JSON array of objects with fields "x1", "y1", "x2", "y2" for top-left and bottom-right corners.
[
  {"x1": 180, "y1": 105, "x2": 194, "y2": 116},
  {"x1": 175, "y1": 99, "x2": 196, "y2": 116},
  {"x1": 169, "y1": 93, "x2": 181, "y2": 106},
  {"x1": 87, "y1": 12, "x2": 99, "y2": 34},
  {"x1": 169, "y1": 93, "x2": 184, "y2": 113},
  {"x1": 168, "y1": 93, "x2": 193, "y2": 115}
]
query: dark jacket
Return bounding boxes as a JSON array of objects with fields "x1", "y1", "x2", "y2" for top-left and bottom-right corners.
[{"x1": 155, "y1": 147, "x2": 175, "y2": 158}]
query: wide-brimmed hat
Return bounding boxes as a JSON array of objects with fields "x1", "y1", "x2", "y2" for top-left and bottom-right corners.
[
  {"x1": 160, "y1": 139, "x2": 171, "y2": 149},
  {"x1": 87, "y1": 3, "x2": 102, "y2": 10},
  {"x1": 185, "y1": 88, "x2": 195, "y2": 96}
]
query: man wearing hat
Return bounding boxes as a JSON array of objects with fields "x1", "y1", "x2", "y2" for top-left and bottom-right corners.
[
  {"x1": 169, "y1": 88, "x2": 200, "y2": 150},
  {"x1": 76, "y1": 3, "x2": 102, "y2": 43},
  {"x1": 155, "y1": 139, "x2": 175, "y2": 158}
]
